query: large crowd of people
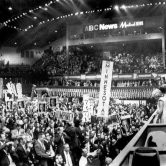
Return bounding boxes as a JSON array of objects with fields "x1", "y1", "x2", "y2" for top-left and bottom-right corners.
[
  {"x1": 0, "y1": 91, "x2": 155, "y2": 166},
  {"x1": 32, "y1": 46, "x2": 165, "y2": 77}
]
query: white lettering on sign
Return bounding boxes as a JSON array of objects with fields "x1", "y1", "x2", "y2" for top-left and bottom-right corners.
[
  {"x1": 84, "y1": 21, "x2": 144, "y2": 32},
  {"x1": 99, "y1": 24, "x2": 118, "y2": 30},
  {"x1": 119, "y1": 21, "x2": 143, "y2": 28},
  {"x1": 83, "y1": 94, "x2": 91, "y2": 122},
  {"x1": 98, "y1": 60, "x2": 113, "y2": 117}
]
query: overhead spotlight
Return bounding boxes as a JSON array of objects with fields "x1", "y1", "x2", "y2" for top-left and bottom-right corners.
[
  {"x1": 8, "y1": 7, "x2": 13, "y2": 11},
  {"x1": 25, "y1": 29, "x2": 27, "y2": 32},
  {"x1": 44, "y1": 7, "x2": 48, "y2": 11},
  {"x1": 121, "y1": 5, "x2": 126, "y2": 9},
  {"x1": 14, "y1": 42, "x2": 17, "y2": 45},
  {"x1": 34, "y1": 43, "x2": 36, "y2": 45},
  {"x1": 114, "y1": 5, "x2": 119, "y2": 11},
  {"x1": 55, "y1": 30, "x2": 58, "y2": 33},
  {"x1": 33, "y1": 17, "x2": 37, "y2": 20},
  {"x1": 29, "y1": 10, "x2": 33, "y2": 13}
]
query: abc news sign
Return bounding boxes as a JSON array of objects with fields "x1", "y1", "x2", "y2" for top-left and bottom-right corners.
[{"x1": 84, "y1": 21, "x2": 144, "y2": 32}]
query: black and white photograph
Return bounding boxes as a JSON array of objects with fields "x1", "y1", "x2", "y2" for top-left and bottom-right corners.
[
  {"x1": 38, "y1": 102, "x2": 46, "y2": 113},
  {"x1": 6, "y1": 100, "x2": 13, "y2": 110},
  {"x1": 49, "y1": 97, "x2": 57, "y2": 108},
  {"x1": 1, "y1": 0, "x2": 166, "y2": 166},
  {"x1": 17, "y1": 100, "x2": 25, "y2": 109}
]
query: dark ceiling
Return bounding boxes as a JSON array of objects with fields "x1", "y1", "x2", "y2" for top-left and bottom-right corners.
[{"x1": 0, "y1": 0, "x2": 165, "y2": 50}]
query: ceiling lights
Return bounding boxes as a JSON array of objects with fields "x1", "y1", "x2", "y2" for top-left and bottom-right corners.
[
  {"x1": 0, "y1": 1, "x2": 165, "y2": 32},
  {"x1": 8, "y1": 7, "x2": 13, "y2": 11}
]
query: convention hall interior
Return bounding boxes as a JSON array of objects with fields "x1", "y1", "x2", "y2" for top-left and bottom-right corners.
[{"x1": 0, "y1": 0, "x2": 166, "y2": 166}]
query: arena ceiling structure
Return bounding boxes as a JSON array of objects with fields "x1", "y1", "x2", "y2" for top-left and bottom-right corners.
[{"x1": 0, "y1": 0, "x2": 166, "y2": 50}]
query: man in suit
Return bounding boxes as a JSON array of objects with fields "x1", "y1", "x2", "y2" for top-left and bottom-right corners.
[
  {"x1": 0, "y1": 132, "x2": 10, "y2": 166},
  {"x1": 61, "y1": 144, "x2": 75, "y2": 166},
  {"x1": 0, "y1": 141, "x2": 18, "y2": 166},
  {"x1": 0, "y1": 145, "x2": 10, "y2": 166},
  {"x1": 65, "y1": 122, "x2": 81, "y2": 165},
  {"x1": 34, "y1": 132, "x2": 52, "y2": 166},
  {"x1": 54, "y1": 127, "x2": 70, "y2": 154},
  {"x1": 44, "y1": 133, "x2": 55, "y2": 166},
  {"x1": 16, "y1": 137, "x2": 29, "y2": 166}
]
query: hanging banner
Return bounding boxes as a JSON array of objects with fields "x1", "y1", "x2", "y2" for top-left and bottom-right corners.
[
  {"x1": 0, "y1": 78, "x2": 3, "y2": 99},
  {"x1": 98, "y1": 60, "x2": 113, "y2": 117}
]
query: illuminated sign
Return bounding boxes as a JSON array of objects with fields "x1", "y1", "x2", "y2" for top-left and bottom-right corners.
[{"x1": 84, "y1": 21, "x2": 144, "y2": 32}]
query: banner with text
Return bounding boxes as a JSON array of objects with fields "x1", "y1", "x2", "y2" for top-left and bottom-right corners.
[
  {"x1": 82, "y1": 94, "x2": 91, "y2": 122},
  {"x1": 98, "y1": 60, "x2": 113, "y2": 117}
]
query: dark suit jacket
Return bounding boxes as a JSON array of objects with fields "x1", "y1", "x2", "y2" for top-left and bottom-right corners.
[
  {"x1": 65, "y1": 126, "x2": 80, "y2": 150},
  {"x1": 54, "y1": 133, "x2": 70, "y2": 154},
  {"x1": 60, "y1": 150, "x2": 75, "y2": 166},
  {"x1": 0, "y1": 149, "x2": 10, "y2": 166},
  {"x1": 16, "y1": 144, "x2": 29, "y2": 163}
]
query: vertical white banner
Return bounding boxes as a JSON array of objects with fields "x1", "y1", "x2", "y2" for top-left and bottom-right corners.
[
  {"x1": 16, "y1": 83, "x2": 23, "y2": 99},
  {"x1": 97, "y1": 61, "x2": 113, "y2": 117},
  {"x1": 0, "y1": 78, "x2": 3, "y2": 99},
  {"x1": 82, "y1": 94, "x2": 91, "y2": 122}
]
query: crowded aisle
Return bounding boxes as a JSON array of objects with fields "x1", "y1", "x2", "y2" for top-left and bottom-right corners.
[{"x1": 0, "y1": 86, "x2": 155, "y2": 166}]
